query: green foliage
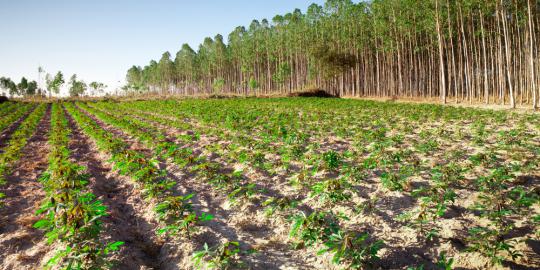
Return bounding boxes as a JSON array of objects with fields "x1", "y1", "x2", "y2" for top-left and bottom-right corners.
[
  {"x1": 380, "y1": 166, "x2": 413, "y2": 191},
  {"x1": 212, "y1": 78, "x2": 225, "y2": 94},
  {"x1": 227, "y1": 183, "x2": 259, "y2": 205},
  {"x1": 69, "y1": 74, "x2": 87, "y2": 97},
  {"x1": 310, "y1": 177, "x2": 352, "y2": 204},
  {"x1": 436, "y1": 252, "x2": 454, "y2": 270},
  {"x1": 0, "y1": 103, "x2": 33, "y2": 135},
  {"x1": 248, "y1": 77, "x2": 258, "y2": 90},
  {"x1": 192, "y1": 242, "x2": 243, "y2": 270},
  {"x1": 65, "y1": 98, "x2": 540, "y2": 269},
  {"x1": 0, "y1": 104, "x2": 47, "y2": 184},
  {"x1": 0, "y1": 77, "x2": 18, "y2": 95},
  {"x1": 34, "y1": 103, "x2": 121, "y2": 269},
  {"x1": 466, "y1": 227, "x2": 521, "y2": 265},
  {"x1": 318, "y1": 231, "x2": 383, "y2": 269},
  {"x1": 46, "y1": 71, "x2": 65, "y2": 95},
  {"x1": 465, "y1": 165, "x2": 536, "y2": 265},
  {"x1": 262, "y1": 196, "x2": 298, "y2": 216},
  {"x1": 89, "y1": 81, "x2": 106, "y2": 95},
  {"x1": 322, "y1": 150, "x2": 341, "y2": 171},
  {"x1": 155, "y1": 194, "x2": 213, "y2": 238},
  {"x1": 289, "y1": 211, "x2": 340, "y2": 248},
  {"x1": 66, "y1": 102, "x2": 215, "y2": 242}
]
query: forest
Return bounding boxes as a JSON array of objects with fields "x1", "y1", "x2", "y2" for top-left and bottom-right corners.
[{"x1": 126, "y1": 0, "x2": 540, "y2": 108}]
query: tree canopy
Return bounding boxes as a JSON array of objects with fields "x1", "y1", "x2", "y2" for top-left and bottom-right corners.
[
  {"x1": 0, "y1": 76, "x2": 38, "y2": 96},
  {"x1": 126, "y1": 0, "x2": 540, "y2": 108},
  {"x1": 46, "y1": 71, "x2": 65, "y2": 97},
  {"x1": 68, "y1": 74, "x2": 87, "y2": 97}
]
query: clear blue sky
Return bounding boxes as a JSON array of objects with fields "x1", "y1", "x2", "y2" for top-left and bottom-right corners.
[{"x1": 0, "y1": 0, "x2": 325, "y2": 94}]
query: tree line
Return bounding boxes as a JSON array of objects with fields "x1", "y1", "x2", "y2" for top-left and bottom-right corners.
[
  {"x1": 126, "y1": 0, "x2": 540, "y2": 108},
  {"x1": 0, "y1": 68, "x2": 107, "y2": 98}
]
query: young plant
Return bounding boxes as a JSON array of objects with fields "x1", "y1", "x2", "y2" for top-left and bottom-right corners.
[
  {"x1": 435, "y1": 252, "x2": 454, "y2": 270},
  {"x1": 192, "y1": 241, "x2": 243, "y2": 270},
  {"x1": 289, "y1": 211, "x2": 340, "y2": 248},
  {"x1": 227, "y1": 183, "x2": 259, "y2": 205},
  {"x1": 319, "y1": 231, "x2": 383, "y2": 269},
  {"x1": 155, "y1": 194, "x2": 213, "y2": 238},
  {"x1": 467, "y1": 166, "x2": 535, "y2": 265},
  {"x1": 380, "y1": 166, "x2": 413, "y2": 192},
  {"x1": 322, "y1": 150, "x2": 342, "y2": 171},
  {"x1": 465, "y1": 226, "x2": 521, "y2": 265},
  {"x1": 34, "y1": 103, "x2": 122, "y2": 269},
  {"x1": 399, "y1": 170, "x2": 457, "y2": 241},
  {"x1": 355, "y1": 196, "x2": 379, "y2": 216},
  {"x1": 310, "y1": 177, "x2": 352, "y2": 204},
  {"x1": 262, "y1": 196, "x2": 298, "y2": 216}
]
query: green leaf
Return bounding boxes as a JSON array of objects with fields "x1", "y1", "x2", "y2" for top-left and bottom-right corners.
[{"x1": 33, "y1": 219, "x2": 50, "y2": 229}]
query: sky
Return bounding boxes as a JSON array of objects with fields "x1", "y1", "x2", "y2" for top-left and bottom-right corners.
[{"x1": 0, "y1": 0, "x2": 325, "y2": 95}]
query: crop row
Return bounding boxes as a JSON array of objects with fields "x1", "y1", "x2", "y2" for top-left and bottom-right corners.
[
  {"x1": 33, "y1": 103, "x2": 122, "y2": 269},
  {"x1": 64, "y1": 103, "x2": 213, "y2": 246},
  {"x1": 86, "y1": 101, "x2": 395, "y2": 269},
  {"x1": 0, "y1": 102, "x2": 17, "y2": 117},
  {"x1": 0, "y1": 103, "x2": 33, "y2": 132},
  {"x1": 97, "y1": 102, "x2": 398, "y2": 264},
  {"x1": 112, "y1": 99, "x2": 540, "y2": 268},
  {"x1": 0, "y1": 103, "x2": 47, "y2": 206},
  {"x1": 78, "y1": 102, "x2": 251, "y2": 268}
]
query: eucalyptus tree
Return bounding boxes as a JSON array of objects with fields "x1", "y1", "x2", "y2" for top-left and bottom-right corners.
[
  {"x1": 227, "y1": 26, "x2": 246, "y2": 93},
  {"x1": 213, "y1": 34, "x2": 229, "y2": 91},
  {"x1": 38, "y1": 66, "x2": 44, "y2": 92},
  {"x1": 174, "y1": 44, "x2": 199, "y2": 94},
  {"x1": 17, "y1": 77, "x2": 28, "y2": 94},
  {"x1": 198, "y1": 37, "x2": 216, "y2": 92},
  {"x1": 89, "y1": 81, "x2": 106, "y2": 96},
  {"x1": 527, "y1": 0, "x2": 537, "y2": 109},
  {"x1": 158, "y1": 52, "x2": 175, "y2": 93},
  {"x1": 126, "y1": 66, "x2": 144, "y2": 92},
  {"x1": 0, "y1": 77, "x2": 17, "y2": 96},
  {"x1": 26, "y1": 80, "x2": 37, "y2": 96},
  {"x1": 46, "y1": 71, "x2": 65, "y2": 97},
  {"x1": 128, "y1": 0, "x2": 540, "y2": 108},
  {"x1": 68, "y1": 74, "x2": 87, "y2": 97},
  {"x1": 144, "y1": 60, "x2": 159, "y2": 92}
]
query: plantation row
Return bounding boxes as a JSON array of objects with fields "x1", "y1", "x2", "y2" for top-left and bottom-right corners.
[
  {"x1": 105, "y1": 98, "x2": 540, "y2": 269},
  {"x1": 0, "y1": 103, "x2": 47, "y2": 203},
  {"x1": 0, "y1": 98, "x2": 539, "y2": 269}
]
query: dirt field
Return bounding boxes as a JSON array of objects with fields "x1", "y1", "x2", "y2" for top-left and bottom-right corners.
[{"x1": 0, "y1": 98, "x2": 539, "y2": 270}]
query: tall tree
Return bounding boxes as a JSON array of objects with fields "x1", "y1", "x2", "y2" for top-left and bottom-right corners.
[
  {"x1": 126, "y1": 0, "x2": 540, "y2": 109},
  {"x1": 38, "y1": 66, "x2": 44, "y2": 92},
  {"x1": 0, "y1": 77, "x2": 17, "y2": 96},
  {"x1": 17, "y1": 77, "x2": 28, "y2": 95},
  {"x1": 68, "y1": 74, "x2": 86, "y2": 97},
  {"x1": 89, "y1": 81, "x2": 106, "y2": 95},
  {"x1": 26, "y1": 80, "x2": 37, "y2": 96},
  {"x1": 46, "y1": 71, "x2": 65, "y2": 97}
]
